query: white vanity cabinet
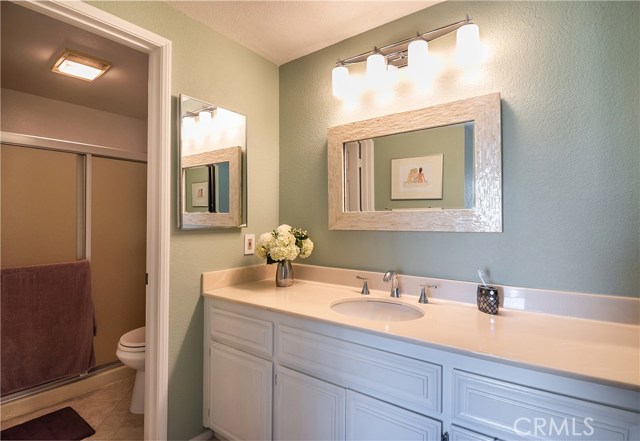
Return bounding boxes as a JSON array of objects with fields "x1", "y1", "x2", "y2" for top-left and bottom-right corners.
[
  {"x1": 204, "y1": 296, "x2": 640, "y2": 441},
  {"x1": 276, "y1": 323, "x2": 443, "y2": 440},
  {"x1": 204, "y1": 306, "x2": 274, "y2": 440},
  {"x1": 273, "y1": 365, "x2": 441, "y2": 441}
]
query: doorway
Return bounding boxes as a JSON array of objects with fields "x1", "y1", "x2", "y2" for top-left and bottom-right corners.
[{"x1": 0, "y1": 1, "x2": 171, "y2": 439}]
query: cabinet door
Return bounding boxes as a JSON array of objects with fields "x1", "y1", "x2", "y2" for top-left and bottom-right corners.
[
  {"x1": 450, "y1": 425, "x2": 495, "y2": 441},
  {"x1": 208, "y1": 341, "x2": 272, "y2": 440},
  {"x1": 346, "y1": 391, "x2": 441, "y2": 441},
  {"x1": 274, "y1": 366, "x2": 346, "y2": 440}
]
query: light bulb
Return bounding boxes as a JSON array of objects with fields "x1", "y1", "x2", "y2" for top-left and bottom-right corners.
[
  {"x1": 332, "y1": 64, "x2": 349, "y2": 98},
  {"x1": 366, "y1": 51, "x2": 387, "y2": 89}
]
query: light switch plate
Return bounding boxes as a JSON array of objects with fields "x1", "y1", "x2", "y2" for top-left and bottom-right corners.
[{"x1": 244, "y1": 234, "x2": 255, "y2": 255}]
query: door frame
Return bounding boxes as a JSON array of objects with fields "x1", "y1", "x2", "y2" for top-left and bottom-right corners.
[{"x1": 15, "y1": 1, "x2": 172, "y2": 439}]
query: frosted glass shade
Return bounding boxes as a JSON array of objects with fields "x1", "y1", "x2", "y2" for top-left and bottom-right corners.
[
  {"x1": 57, "y1": 60, "x2": 104, "y2": 81},
  {"x1": 366, "y1": 52, "x2": 387, "y2": 87},
  {"x1": 456, "y1": 23, "x2": 481, "y2": 62},
  {"x1": 51, "y1": 49, "x2": 110, "y2": 81},
  {"x1": 408, "y1": 39, "x2": 429, "y2": 73},
  {"x1": 198, "y1": 111, "x2": 212, "y2": 123},
  {"x1": 332, "y1": 65, "x2": 349, "y2": 98}
]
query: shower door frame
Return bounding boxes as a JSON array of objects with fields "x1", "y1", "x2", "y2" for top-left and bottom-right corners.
[{"x1": 7, "y1": 1, "x2": 173, "y2": 440}]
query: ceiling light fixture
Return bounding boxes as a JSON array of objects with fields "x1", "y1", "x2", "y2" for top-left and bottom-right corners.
[
  {"x1": 51, "y1": 49, "x2": 111, "y2": 81},
  {"x1": 331, "y1": 15, "x2": 481, "y2": 98}
]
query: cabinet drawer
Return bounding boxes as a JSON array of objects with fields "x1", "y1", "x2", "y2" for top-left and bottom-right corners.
[
  {"x1": 278, "y1": 325, "x2": 442, "y2": 414},
  {"x1": 210, "y1": 307, "x2": 273, "y2": 357},
  {"x1": 453, "y1": 370, "x2": 639, "y2": 440}
]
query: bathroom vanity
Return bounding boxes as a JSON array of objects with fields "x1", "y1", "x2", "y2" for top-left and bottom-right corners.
[{"x1": 202, "y1": 278, "x2": 639, "y2": 441}]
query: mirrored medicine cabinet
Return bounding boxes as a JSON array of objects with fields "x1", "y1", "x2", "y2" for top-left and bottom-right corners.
[
  {"x1": 178, "y1": 94, "x2": 247, "y2": 229},
  {"x1": 327, "y1": 93, "x2": 502, "y2": 232}
]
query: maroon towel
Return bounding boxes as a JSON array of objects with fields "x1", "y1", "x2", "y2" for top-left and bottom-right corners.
[{"x1": 1, "y1": 261, "x2": 96, "y2": 396}]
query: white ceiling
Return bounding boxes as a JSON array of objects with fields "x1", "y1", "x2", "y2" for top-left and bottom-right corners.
[
  {"x1": 1, "y1": 1, "x2": 439, "y2": 121},
  {"x1": 165, "y1": 1, "x2": 440, "y2": 66}
]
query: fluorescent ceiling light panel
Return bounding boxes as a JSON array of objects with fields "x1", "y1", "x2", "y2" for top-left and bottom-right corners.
[{"x1": 51, "y1": 49, "x2": 110, "y2": 81}]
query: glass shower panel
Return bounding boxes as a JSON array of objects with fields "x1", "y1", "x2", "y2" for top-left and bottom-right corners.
[
  {"x1": 1, "y1": 144, "x2": 80, "y2": 268},
  {"x1": 91, "y1": 157, "x2": 146, "y2": 366}
]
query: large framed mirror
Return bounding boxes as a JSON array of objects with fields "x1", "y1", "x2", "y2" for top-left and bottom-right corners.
[
  {"x1": 178, "y1": 94, "x2": 247, "y2": 229},
  {"x1": 328, "y1": 93, "x2": 501, "y2": 232}
]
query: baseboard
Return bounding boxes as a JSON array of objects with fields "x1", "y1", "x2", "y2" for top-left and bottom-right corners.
[
  {"x1": 191, "y1": 429, "x2": 214, "y2": 440},
  {"x1": 0, "y1": 365, "x2": 134, "y2": 422}
]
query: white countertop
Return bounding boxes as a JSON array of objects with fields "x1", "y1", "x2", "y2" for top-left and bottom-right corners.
[{"x1": 203, "y1": 278, "x2": 640, "y2": 389}]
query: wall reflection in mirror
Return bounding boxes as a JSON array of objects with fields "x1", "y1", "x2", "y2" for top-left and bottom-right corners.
[
  {"x1": 328, "y1": 93, "x2": 502, "y2": 232},
  {"x1": 179, "y1": 94, "x2": 246, "y2": 229},
  {"x1": 344, "y1": 122, "x2": 474, "y2": 212}
]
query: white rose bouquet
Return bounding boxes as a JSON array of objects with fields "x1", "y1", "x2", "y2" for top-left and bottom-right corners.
[{"x1": 256, "y1": 224, "x2": 314, "y2": 264}]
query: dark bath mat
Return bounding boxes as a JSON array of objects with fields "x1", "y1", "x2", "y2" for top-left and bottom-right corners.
[{"x1": 1, "y1": 406, "x2": 95, "y2": 440}]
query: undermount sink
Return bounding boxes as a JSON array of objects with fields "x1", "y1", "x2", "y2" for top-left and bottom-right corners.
[{"x1": 330, "y1": 298, "x2": 424, "y2": 322}]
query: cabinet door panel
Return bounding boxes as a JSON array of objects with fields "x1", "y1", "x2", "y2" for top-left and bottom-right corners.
[
  {"x1": 346, "y1": 391, "x2": 441, "y2": 441},
  {"x1": 275, "y1": 367, "x2": 345, "y2": 440},
  {"x1": 209, "y1": 341, "x2": 272, "y2": 440}
]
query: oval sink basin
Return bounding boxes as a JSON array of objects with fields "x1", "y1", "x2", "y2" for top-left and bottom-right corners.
[{"x1": 330, "y1": 298, "x2": 424, "y2": 322}]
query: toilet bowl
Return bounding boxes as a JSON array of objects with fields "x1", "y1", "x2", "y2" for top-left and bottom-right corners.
[{"x1": 116, "y1": 326, "x2": 145, "y2": 414}]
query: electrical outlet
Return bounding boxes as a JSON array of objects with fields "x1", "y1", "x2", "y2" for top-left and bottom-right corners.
[{"x1": 244, "y1": 234, "x2": 255, "y2": 255}]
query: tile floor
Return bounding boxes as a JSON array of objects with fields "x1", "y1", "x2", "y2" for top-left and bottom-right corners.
[{"x1": 1, "y1": 376, "x2": 143, "y2": 440}]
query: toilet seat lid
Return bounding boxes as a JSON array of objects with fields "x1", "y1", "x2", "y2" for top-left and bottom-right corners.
[{"x1": 119, "y1": 326, "x2": 145, "y2": 348}]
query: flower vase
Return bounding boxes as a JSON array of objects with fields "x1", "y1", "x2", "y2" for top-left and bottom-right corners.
[{"x1": 275, "y1": 260, "x2": 293, "y2": 287}]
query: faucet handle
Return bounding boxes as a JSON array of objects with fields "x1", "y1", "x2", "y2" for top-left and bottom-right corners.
[
  {"x1": 356, "y1": 276, "x2": 370, "y2": 295},
  {"x1": 419, "y1": 284, "x2": 438, "y2": 304}
]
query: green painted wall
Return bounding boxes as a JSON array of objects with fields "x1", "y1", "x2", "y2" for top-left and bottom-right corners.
[
  {"x1": 90, "y1": 2, "x2": 279, "y2": 439},
  {"x1": 279, "y1": 1, "x2": 639, "y2": 296},
  {"x1": 85, "y1": 1, "x2": 638, "y2": 439}
]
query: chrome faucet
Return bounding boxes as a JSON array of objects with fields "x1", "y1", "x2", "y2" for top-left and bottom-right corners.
[{"x1": 383, "y1": 270, "x2": 400, "y2": 298}]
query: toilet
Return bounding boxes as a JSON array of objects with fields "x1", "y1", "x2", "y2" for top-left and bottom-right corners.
[{"x1": 116, "y1": 326, "x2": 145, "y2": 414}]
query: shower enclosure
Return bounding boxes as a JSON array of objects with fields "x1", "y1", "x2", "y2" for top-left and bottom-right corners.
[{"x1": 1, "y1": 140, "x2": 146, "y2": 399}]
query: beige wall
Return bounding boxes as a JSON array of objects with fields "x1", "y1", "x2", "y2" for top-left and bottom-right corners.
[{"x1": 1, "y1": 89, "x2": 147, "y2": 153}]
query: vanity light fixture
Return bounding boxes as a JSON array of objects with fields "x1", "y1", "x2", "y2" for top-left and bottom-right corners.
[
  {"x1": 51, "y1": 49, "x2": 111, "y2": 81},
  {"x1": 331, "y1": 15, "x2": 480, "y2": 98}
]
